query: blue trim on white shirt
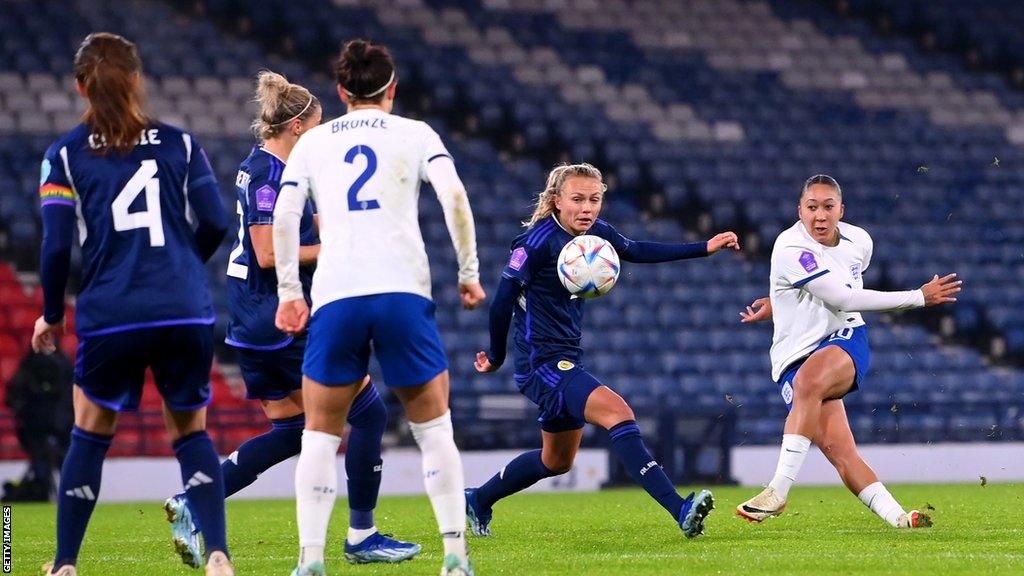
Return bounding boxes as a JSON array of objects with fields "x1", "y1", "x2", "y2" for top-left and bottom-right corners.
[{"x1": 793, "y1": 269, "x2": 830, "y2": 288}]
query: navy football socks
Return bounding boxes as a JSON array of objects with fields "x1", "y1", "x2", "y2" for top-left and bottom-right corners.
[
  {"x1": 221, "y1": 413, "x2": 304, "y2": 497},
  {"x1": 53, "y1": 426, "x2": 112, "y2": 568},
  {"x1": 476, "y1": 449, "x2": 557, "y2": 511},
  {"x1": 608, "y1": 420, "x2": 685, "y2": 519},
  {"x1": 345, "y1": 384, "x2": 387, "y2": 529},
  {"x1": 173, "y1": 431, "x2": 228, "y2": 556}
]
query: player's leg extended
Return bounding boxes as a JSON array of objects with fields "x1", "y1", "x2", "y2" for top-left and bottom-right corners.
[
  {"x1": 221, "y1": 391, "x2": 305, "y2": 497},
  {"x1": 51, "y1": 387, "x2": 117, "y2": 574},
  {"x1": 165, "y1": 379, "x2": 303, "y2": 568},
  {"x1": 295, "y1": 376, "x2": 361, "y2": 573},
  {"x1": 156, "y1": 324, "x2": 231, "y2": 574},
  {"x1": 164, "y1": 405, "x2": 232, "y2": 574},
  {"x1": 343, "y1": 378, "x2": 421, "y2": 563},
  {"x1": 468, "y1": 427, "x2": 582, "y2": 536},
  {"x1": 815, "y1": 401, "x2": 930, "y2": 528},
  {"x1": 585, "y1": 386, "x2": 714, "y2": 537},
  {"x1": 738, "y1": 346, "x2": 855, "y2": 522},
  {"x1": 393, "y1": 372, "x2": 472, "y2": 574}
]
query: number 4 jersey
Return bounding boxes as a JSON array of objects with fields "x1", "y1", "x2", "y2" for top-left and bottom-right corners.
[
  {"x1": 279, "y1": 108, "x2": 454, "y2": 312},
  {"x1": 39, "y1": 122, "x2": 224, "y2": 336}
]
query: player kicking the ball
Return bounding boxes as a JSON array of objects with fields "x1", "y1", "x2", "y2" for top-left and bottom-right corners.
[{"x1": 736, "y1": 174, "x2": 959, "y2": 528}]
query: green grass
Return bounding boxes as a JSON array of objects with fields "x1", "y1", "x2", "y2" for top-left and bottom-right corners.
[{"x1": 7, "y1": 484, "x2": 1023, "y2": 575}]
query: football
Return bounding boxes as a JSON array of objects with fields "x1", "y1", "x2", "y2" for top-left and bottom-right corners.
[{"x1": 556, "y1": 235, "x2": 621, "y2": 299}]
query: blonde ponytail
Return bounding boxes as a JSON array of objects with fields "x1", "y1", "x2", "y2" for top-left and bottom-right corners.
[
  {"x1": 522, "y1": 162, "x2": 606, "y2": 227},
  {"x1": 251, "y1": 70, "x2": 320, "y2": 141}
]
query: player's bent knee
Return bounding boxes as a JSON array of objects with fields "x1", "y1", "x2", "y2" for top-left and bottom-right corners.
[{"x1": 541, "y1": 452, "x2": 575, "y2": 474}]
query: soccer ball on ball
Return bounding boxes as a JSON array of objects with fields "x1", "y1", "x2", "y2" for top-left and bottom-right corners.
[{"x1": 556, "y1": 235, "x2": 620, "y2": 299}]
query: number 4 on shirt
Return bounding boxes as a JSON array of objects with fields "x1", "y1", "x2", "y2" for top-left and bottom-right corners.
[{"x1": 111, "y1": 159, "x2": 165, "y2": 246}]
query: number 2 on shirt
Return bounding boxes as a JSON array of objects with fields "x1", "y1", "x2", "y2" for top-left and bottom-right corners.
[{"x1": 345, "y1": 145, "x2": 379, "y2": 211}]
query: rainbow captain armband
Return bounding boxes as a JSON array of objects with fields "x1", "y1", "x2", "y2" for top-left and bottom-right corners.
[{"x1": 39, "y1": 183, "x2": 76, "y2": 207}]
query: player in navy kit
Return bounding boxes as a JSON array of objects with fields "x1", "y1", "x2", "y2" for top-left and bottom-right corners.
[
  {"x1": 468, "y1": 163, "x2": 739, "y2": 540},
  {"x1": 31, "y1": 33, "x2": 232, "y2": 576},
  {"x1": 164, "y1": 71, "x2": 419, "y2": 567}
]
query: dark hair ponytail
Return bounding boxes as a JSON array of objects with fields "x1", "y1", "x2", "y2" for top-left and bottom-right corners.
[
  {"x1": 334, "y1": 39, "x2": 396, "y2": 104},
  {"x1": 74, "y1": 32, "x2": 147, "y2": 155}
]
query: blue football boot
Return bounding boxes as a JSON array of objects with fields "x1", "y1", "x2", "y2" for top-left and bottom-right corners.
[
  {"x1": 464, "y1": 488, "x2": 492, "y2": 537},
  {"x1": 678, "y1": 489, "x2": 715, "y2": 538},
  {"x1": 344, "y1": 531, "x2": 421, "y2": 564}
]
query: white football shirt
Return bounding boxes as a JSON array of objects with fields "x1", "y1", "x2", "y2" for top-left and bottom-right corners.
[
  {"x1": 769, "y1": 220, "x2": 873, "y2": 381},
  {"x1": 279, "y1": 109, "x2": 461, "y2": 312}
]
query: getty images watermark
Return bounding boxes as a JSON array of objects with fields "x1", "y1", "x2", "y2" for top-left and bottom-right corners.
[{"x1": 2, "y1": 505, "x2": 10, "y2": 573}]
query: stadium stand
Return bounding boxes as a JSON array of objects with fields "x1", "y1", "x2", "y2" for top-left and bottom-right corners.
[{"x1": 1, "y1": 0, "x2": 1022, "y2": 470}]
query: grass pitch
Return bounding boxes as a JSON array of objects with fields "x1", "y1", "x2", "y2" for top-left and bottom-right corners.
[{"x1": 7, "y1": 484, "x2": 1023, "y2": 575}]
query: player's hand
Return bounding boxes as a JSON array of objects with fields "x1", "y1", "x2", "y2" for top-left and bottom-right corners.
[
  {"x1": 475, "y1": 350, "x2": 498, "y2": 373},
  {"x1": 460, "y1": 282, "x2": 486, "y2": 310},
  {"x1": 31, "y1": 316, "x2": 64, "y2": 355},
  {"x1": 275, "y1": 298, "x2": 310, "y2": 335},
  {"x1": 707, "y1": 231, "x2": 740, "y2": 254},
  {"x1": 740, "y1": 297, "x2": 772, "y2": 323},
  {"x1": 921, "y1": 273, "x2": 961, "y2": 307}
]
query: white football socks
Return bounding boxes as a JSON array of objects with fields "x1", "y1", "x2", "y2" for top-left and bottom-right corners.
[
  {"x1": 767, "y1": 434, "x2": 812, "y2": 500},
  {"x1": 857, "y1": 481, "x2": 905, "y2": 527},
  {"x1": 295, "y1": 429, "x2": 342, "y2": 565},
  {"x1": 409, "y1": 411, "x2": 467, "y2": 559}
]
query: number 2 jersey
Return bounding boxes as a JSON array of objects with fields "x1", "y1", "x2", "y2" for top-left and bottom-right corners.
[
  {"x1": 224, "y1": 146, "x2": 317, "y2": 349},
  {"x1": 38, "y1": 122, "x2": 227, "y2": 336},
  {"x1": 768, "y1": 220, "x2": 872, "y2": 381},
  {"x1": 278, "y1": 109, "x2": 457, "y2": 313}
]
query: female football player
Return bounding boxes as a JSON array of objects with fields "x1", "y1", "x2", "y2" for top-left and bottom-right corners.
[
  {"x1": 469, "y1": 162, "x2": 739, "y2": 540},
  {"x1": 272, "y1": 39, "x2": 484, "y2": 576},
  {"x1": 735, "y1": 174, "x2": 960, "y2": 528},
  {"x1": 32, "y1": 33, "x2": 232, "y2": 576},
  {"x1": 163, "y1": 71, "x2": 419, "y2": 568}
]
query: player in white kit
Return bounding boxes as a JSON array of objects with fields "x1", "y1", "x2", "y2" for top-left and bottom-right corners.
[
  {"x1": 735, "y1": 175, "x2": 960, "y2": 528},
  {"x1": 273, "y1": 40, "x2": 484, "y2": 576}
]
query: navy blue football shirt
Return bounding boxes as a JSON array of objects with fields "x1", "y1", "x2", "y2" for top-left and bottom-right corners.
[
  {"x1": 493, "y1": 216, "x2": 708, "y2": 377},
  {"x1": 39, "y1": 122, "x2": 227, "y2": 336},
  {"x1": 224, "y1": 147, "x2": 317, "y2": 349}
]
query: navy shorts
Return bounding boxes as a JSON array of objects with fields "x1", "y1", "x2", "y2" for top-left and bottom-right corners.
[
  {"x1": 75, "y1": 324, "x2": 214, "y2": 412},
  {"x1": 515, "y1": 360, "x2": 601, "y2": 433},
  {"x1": 303, "y1": 293, "x2": 448, "y2": 387},
  {"x1": 777, "y1": 325, "x2": 871, "y2": 411},
  {"x1": 236, "y1": 339, "x2": 305, "y2": 401}
]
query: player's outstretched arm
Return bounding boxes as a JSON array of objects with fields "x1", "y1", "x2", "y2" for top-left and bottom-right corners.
[
  {"x1": 804, "y1": 269, "x2": 961, "y2": 312},
  {"x1": 740, "y1": 297, "x2": 772, "y2": 323},
  {"x1": 597, "y1": 221, "x2": 736, "y2": 263}
]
